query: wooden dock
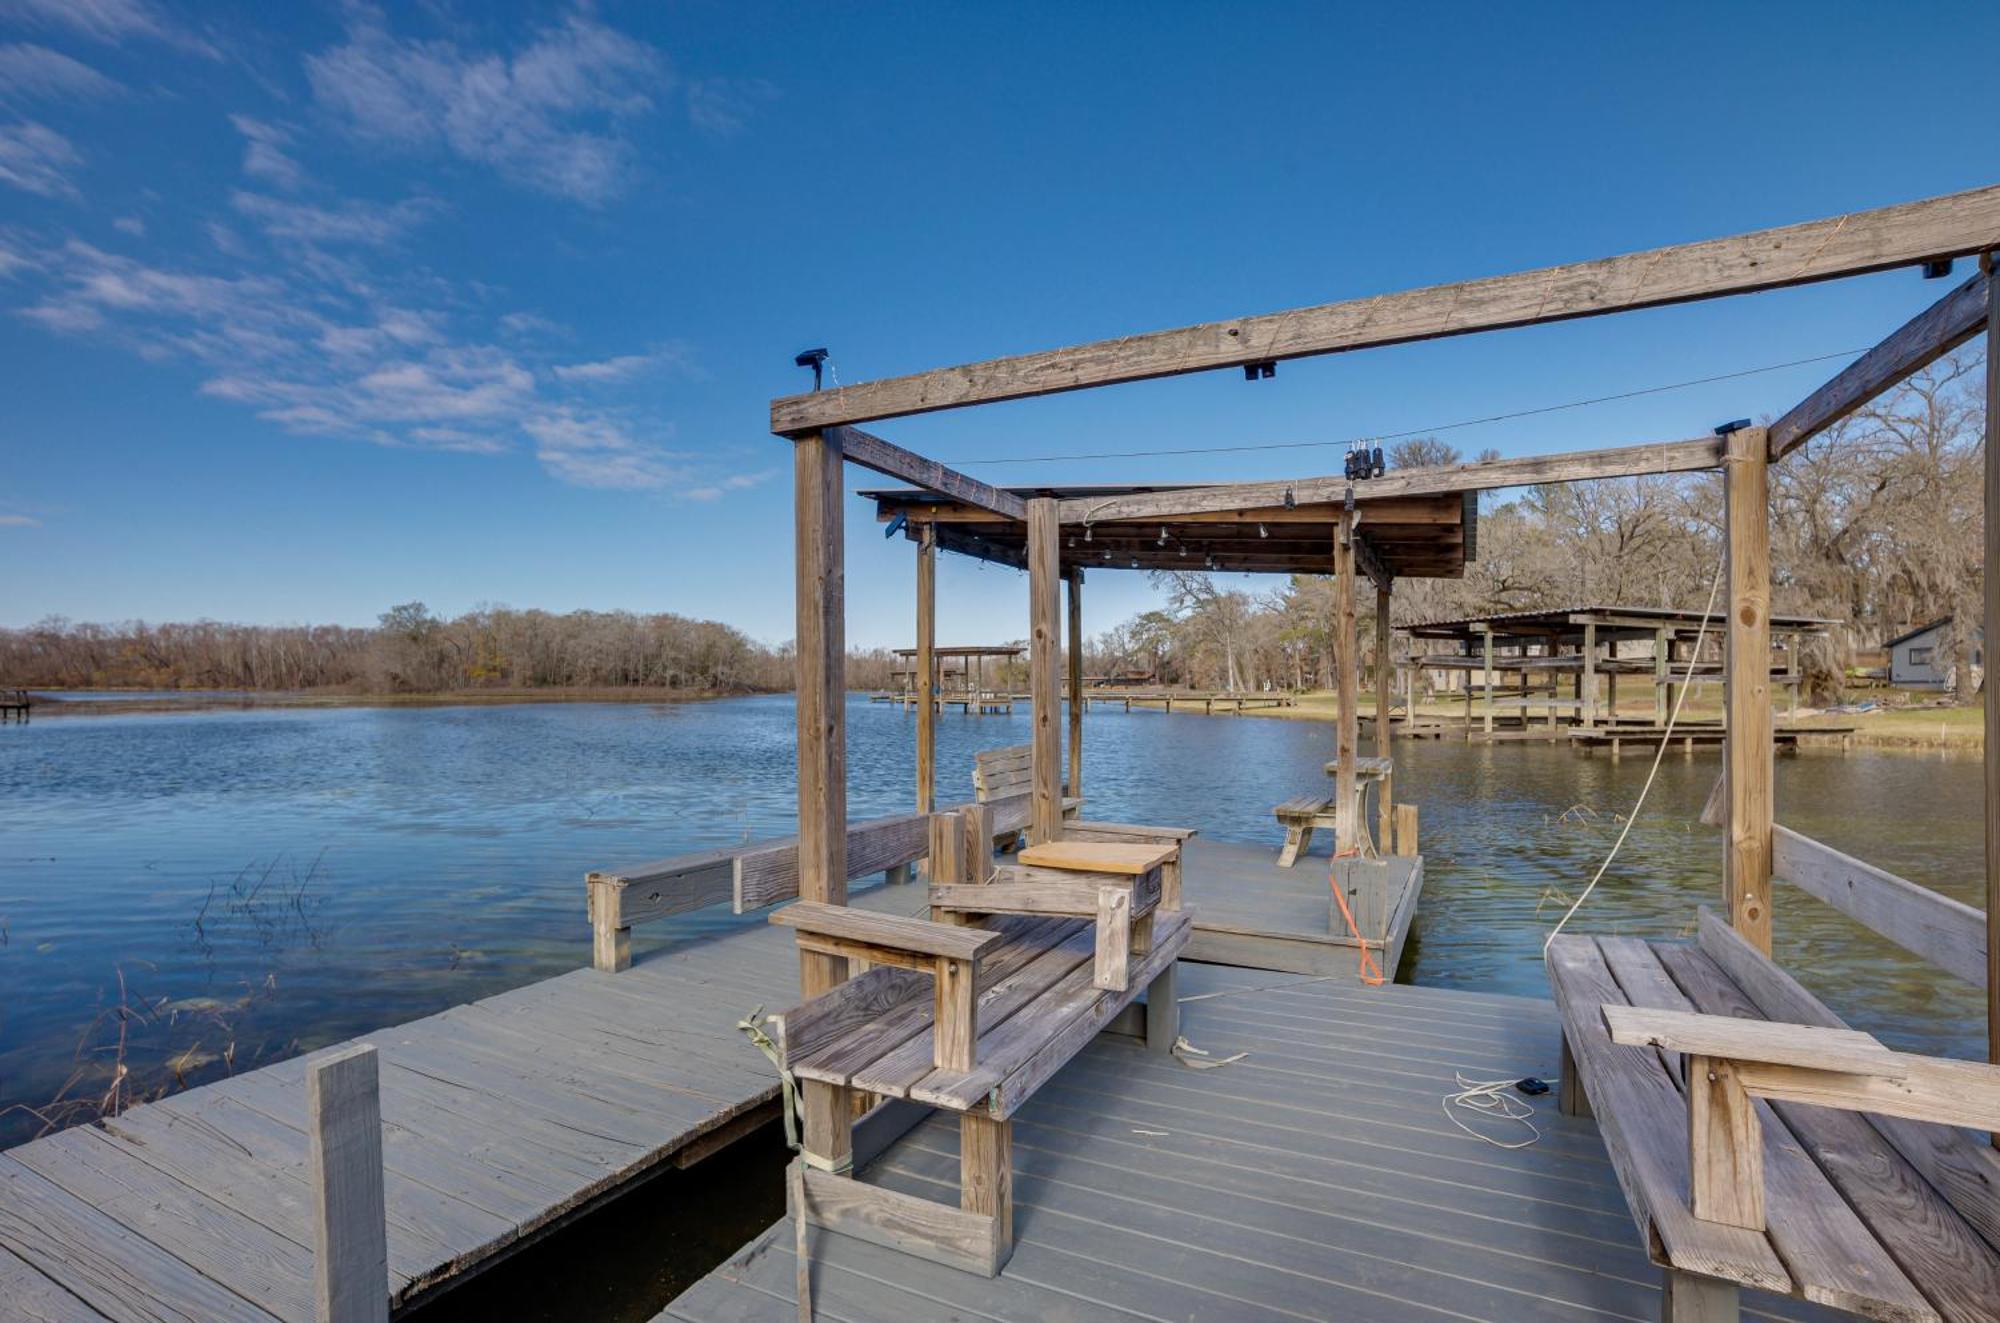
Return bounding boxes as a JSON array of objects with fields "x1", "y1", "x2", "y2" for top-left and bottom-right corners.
[
  {"x1": 665, "y1": 961, "x2": 1834, "y2": 1322},
  {"x1": 1181, "y1": 837, "x2": 1423, "y2": 980},
  {"x1": 0, "y1": 689, "x2": 27, "y2": 723},
  {"x1": 0, "y1": 836, "x2": 1417, "y2": 1321}
]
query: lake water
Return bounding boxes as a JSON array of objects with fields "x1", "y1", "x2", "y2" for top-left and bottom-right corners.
[{"x1": 0, "y1": 693, "x2": 1983, "y2": 1147}]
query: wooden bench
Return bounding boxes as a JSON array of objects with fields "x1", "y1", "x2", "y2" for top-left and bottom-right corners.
[
  {"x1": 1548, "y1": 909, "x2": 2000, "y2": 1321},
  {"x1": 1272, "y1": 795, "x2": 1336, "y2": 867},
  {"x1": 973, "y1": 744, "x2": 1081, "y2": 850},
  {"x1": 768, "y1": 803, "x2": 1191, "y2": 1276}
]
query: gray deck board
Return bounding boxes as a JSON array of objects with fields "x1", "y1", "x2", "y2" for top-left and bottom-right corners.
[{"x1": 673, "y1": 963, "x2": 1839, "y2": 1323}]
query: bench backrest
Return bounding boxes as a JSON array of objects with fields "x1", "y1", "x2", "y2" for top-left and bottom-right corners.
[{"x1": 974, "y1": 745, "x2": 1038, "y2": 801}]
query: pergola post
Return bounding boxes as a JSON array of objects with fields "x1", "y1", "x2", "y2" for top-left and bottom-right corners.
[
  {"x1": 1983, "y1": 250, "x2": 1998, "y2": 1108},
  {"x1": 1374, "y1": 582, "x2": 1393, "y2": 753},
  {"x1": 1335, "y1": 513, "x2": 1359, "y2": 852},
  {"x1": 1724, "y1": 425, "x2": 1774, "y2": 955},
  {"x1": 1654, "y1": 626, "x2": 1670, "y2": 725},
  {"x1": 1480, "y1": 626, "x2": 1495, "y2": 735},
  {"x1": 1607, "y1": 640, "x2": 1619, "y2": 723},
  {"x1": 1582, "y1": 622, "x2": 1598, "y2": 728},
  {"x1": 1027, "y1": 499, "x2": 1062, "y2": 845},
  {"x1": 916, "y1": 523, "x2": 936, "y2": 815},
  {"x1": 1066, "y1": 568, "x2": 1084, "y2": 800},
  {"x1": 794, "y1": 430, "x2": 849, "y2": 1000}
]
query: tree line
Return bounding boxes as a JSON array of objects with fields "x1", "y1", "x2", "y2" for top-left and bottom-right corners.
[
  {"x1": 1083, "y1": 353, "x2": 1987, "y2": 703},
  {"x1": 3, "y1": 604, "x2": 796, "y2": 696}
]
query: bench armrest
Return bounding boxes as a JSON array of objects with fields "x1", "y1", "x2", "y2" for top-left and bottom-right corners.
[
  {"x1": 1601, "y1": 1002, "x2": 2000, "y2": 1233},
  {"x1": 772, "y1": 901, "x2": 999, "y2": 961}
]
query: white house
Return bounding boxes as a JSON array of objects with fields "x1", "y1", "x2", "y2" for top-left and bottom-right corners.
[{"x1": 1886, "y1": 617, "x2": 1984, "y2": 690}]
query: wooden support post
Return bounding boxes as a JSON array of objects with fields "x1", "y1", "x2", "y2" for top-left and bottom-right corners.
[
  {"x1": 1481, "y1": 627, "x2": 1495, "y2": 735},
  {"x1": 1095, "y1": 887, "x2": 1132, "y2": 991},
  {"x1": 1688, "y1": 1055, "x2": 1764, "y2": 1230},
  {"x1": 1655, "y1": 626, "x2": 1670, "y2": 725},
  {"x1": 1393, "y1": 803, "x2": 1418, "y2": 857},
  {"x1": 960, "y1": 1112, "x2": 1013, "y2": 1261},
  {"x1": 1145, "y1": 960, "x2": 1178, "y2": 1054},
  {"x1": 307, "y1": 1045, "x2": 388, "y2": 1323},
  {"x1": 1662, "y1": 1269, "x2": 1740, "y2": 1323},
  {"x1": 587, "y1": 875, "x2": 629, "y2": 973},
  {"x1": 800, "y1": 1079, "x2": 853, "y2": 1173},
  {"x1": 927, "y1": 810, "x2": 968, "y2": 924},
  {"x1": 1558, "y1": 1033, "x2": 1591, "y2": 1119},
  {"x1": 1985, "y1": 250, "x2": 1999, "y2": 1116},
  {"x1": 1335, "y1": 512, "x2": 1359, "y2": 852},
  {"x1": 1607, "y1": 640, "x2": 1619, "y2": 723},
  {"x1": 934, "y1": 956, "x2": 977, "y2": 1070},
  {"x1": 1066, "y1": 568, "x2": 1084, "y2": 801},
  {"x1": 1724, "y1": 425, "x2": 1774, "y2": 954},
  {"x1": 1582, "y1": 622, "x2": 1598, "y2": 728},
  {"x1": 795, "y1": 430, "x2": 849, "y2": 1000},
  {"x1": 1374, "y1": 582, "x2": 1392, "y2": 753},
  {"x1": 1027, "y1": 498, "x2": 1062, "y2": 845},
  {"x1": 916, "y1": 523, "x2": 936, "y2": 816}
]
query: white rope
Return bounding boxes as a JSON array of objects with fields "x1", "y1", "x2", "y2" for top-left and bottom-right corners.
[
  {"x1": 1443, "y1": 1073, "x2": 1543, "y2": 1149},
  {"x1": 1541, "y1": 555, "x2": 1728, "y2": 956}
]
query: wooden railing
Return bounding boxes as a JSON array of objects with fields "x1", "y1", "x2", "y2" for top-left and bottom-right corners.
[
  {"x1": 1769, "y1": 824, "x2": 1987, "y2": 988},
  {"x1": 585, "y1": 792, "x2": 1036, "y2": 972}
]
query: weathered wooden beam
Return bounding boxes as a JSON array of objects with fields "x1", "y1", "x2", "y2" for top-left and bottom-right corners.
[
  {"x1": 1770, "y1": 268, "x2": 1991, "y2": 460},
  {"x1": 1771, "y1": 825, "x2": 1986, "y2": 988},
  {"x1": 1334, "y1": 513, "x2": 1359, "y2": 852},
  {"x1": 1984, "y1": 252, "x2": 1999, "y2": 1102},
  {"x1": 916, "y1": 523, "x2": 937, "y2": 816},
  {"x1": 307, "y1": 1045, "x2": 388, "y2": 1323},
  {"x1": 1724, "y1": 426, "x2": 1773, "y2": 954},
  {"x1": 1065, "y1": 568, "x2": 1083, "y2": 799},
  {"x1": 1027, "y1": 499, "x2": 1063, "y2": 845},
  {"x1": 772, "y1": 184, "x2": 2000, "y2": 433},
  {"x1": 832, "y1": 426, "x2": 1026, "y2": 520},
  {"x1": 795, "y1": 430, "x2": 848, "y2": 999},
  {"x1": 1054, "y1": 437, "x2": 1721, "y2": 524}
]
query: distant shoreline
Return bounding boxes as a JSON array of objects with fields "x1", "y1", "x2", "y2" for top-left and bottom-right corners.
[{"x1": 20, "y1": 686, "x2": 769, "y2": 717}]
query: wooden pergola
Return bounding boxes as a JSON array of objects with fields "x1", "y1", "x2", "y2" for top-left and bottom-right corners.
[{"x1": 774, "y1": 186, "x2": 2000, "y2": 1276}]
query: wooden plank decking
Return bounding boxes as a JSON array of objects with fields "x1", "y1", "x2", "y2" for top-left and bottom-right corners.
[
  {"x1": 0, "y1": 843, "x2": 1425, "y2": 1321},
  {"x1": 668, "y1": 963, "x2": 1837, "y2": 1323},
  {"x1": 1180, "y1": 837, "x2": 1424, "y2": 980}
]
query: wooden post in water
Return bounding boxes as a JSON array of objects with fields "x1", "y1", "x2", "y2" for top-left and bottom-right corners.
[
  {"x1": 1655, "y1": 625, "x2": 1670, "y2": 726},
  {"x1": 1027, "y1": 499, "x2": 1063, "y2": 845},
  {"x1": 916, "y1": 523, "x2": 937, "y2": 815},
  {"x1": 1984, "y1": 250, "x2": 1999, "y2": 1116},
  {"x1": 307, "y1": 1044, "x2": 388, "y2": 1323},
  {"x1": 1581, "y1": 621, "x2": 1598, "y2": 728},
  {"x1": 1066, "y1": 568, "x2": 1084, "y2": 800},
  {"x1": 1724, "y1": 424, "x2": 1774, "y2": 955},
  {"x1": 1480, "y1": 626, "x2": 1495, "y2": 735},
  {"x1": 1334, "y1": 512, "x2": 1359, "y2": 853},
  {"x1": 794, "y1": 429, "x2": 849, "y2": 1000}
]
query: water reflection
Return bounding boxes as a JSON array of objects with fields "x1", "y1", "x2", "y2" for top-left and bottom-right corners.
[{"x1": 0, "y1": 695, "x2": 1981, "y2": 1145}]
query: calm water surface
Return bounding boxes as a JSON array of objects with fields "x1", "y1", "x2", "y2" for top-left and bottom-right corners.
[{"x1": 0, "y1": 694, "x2": 1981, "y2": 1146}]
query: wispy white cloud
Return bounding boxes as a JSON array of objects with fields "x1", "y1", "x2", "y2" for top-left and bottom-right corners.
[
  {"x1": 0, "y1": 0, "x2": 217, "y2": 58},
  {"x1": 522, "y1": 408, "x2": 686, "y2": 489},
  {"x1": 0, "y1": 43, "x2": 123, "y2": 103},
  {"x1": 0, "y1": 120, "x2": 80, "y2": 198},
  {"x1": 230, "y1": 190, "x2": 436, "y2": 247},
  {"x1": 0, "y1": 513, "x2": 41, "y2": 527},
  {"x1": 229, "y1": 115, "x2": 304, "y2": 190},
  {"x1": 498, "y1": 309, "x2": 567, "y2": 340},
  {"x1": 112, "y1": 214, "x2": 143, "y2": 235},
  {"x1": 685, "y1": 470, "x2": 776, "y2": 502},
  {"x1": 685, "y1": 77, "x2": 776, "y2": 137},
  {"x1": 305, "y1": 12, "x2": 667, "y2": 205},
  {"x1": 550, "y1": 344, "x2": 691, "y2": 384}
]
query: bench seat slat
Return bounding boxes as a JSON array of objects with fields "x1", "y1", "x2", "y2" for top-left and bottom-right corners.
[
  {"x1": 849, "y1": 921, "x2": 1099, "y2": 1099},
  {"x1": 913, "y1": 910, "x2": 1193, "y2": 1116},
  {"x1": 1601, "y1": 939, "x2": 1938, "y2": 1322},
  {"x1": 1655, "y1": 940, "x2": 2000, "y2": 1322},
  {"x1": 782, "y1": 916, "x2": 1068, "y2": 1088},
  {"x1": 1545, "y1": 935, "x2": 1792, "y2": 1294}
]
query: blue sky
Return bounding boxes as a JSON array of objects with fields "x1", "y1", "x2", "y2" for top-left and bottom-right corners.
[{"x1": 0, "y1": 1, "x2": 1993, "y2": 648}]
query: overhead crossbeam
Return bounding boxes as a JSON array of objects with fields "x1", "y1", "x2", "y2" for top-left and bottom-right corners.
[
  {"x1": 773, "y1": 184, "x2": 2000, "y2": 433},
  {"x1": 1053, "y1": 437, "x2": 1722, "y2": 524},
  {"x1": 832, "y1": 426, "x2": 1026, "y2": 520},
  {"x1": 1769, "y1": 267, "x2": 1991, "y2": 461}
]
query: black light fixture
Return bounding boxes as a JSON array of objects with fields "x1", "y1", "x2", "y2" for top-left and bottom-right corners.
[
  {"x1": 793, "y1": 347, "x2": 830, "y2": 391},
  {"x1": 1282, "y1": 485, "x2": 1296, "y2": 510},
  {"x1": 1243, "y1": 359, "x2": 1277, "y2": 381},
  {"x1": 1157, "y1": 526, "x2": 1169, "y2": 546},
  {"x1": 1921, "y1": 258, "x2": 1954, "y2": 280},
  {"x1": 1713, "y1": 418, "x2": 1752, "y2": 436}
]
